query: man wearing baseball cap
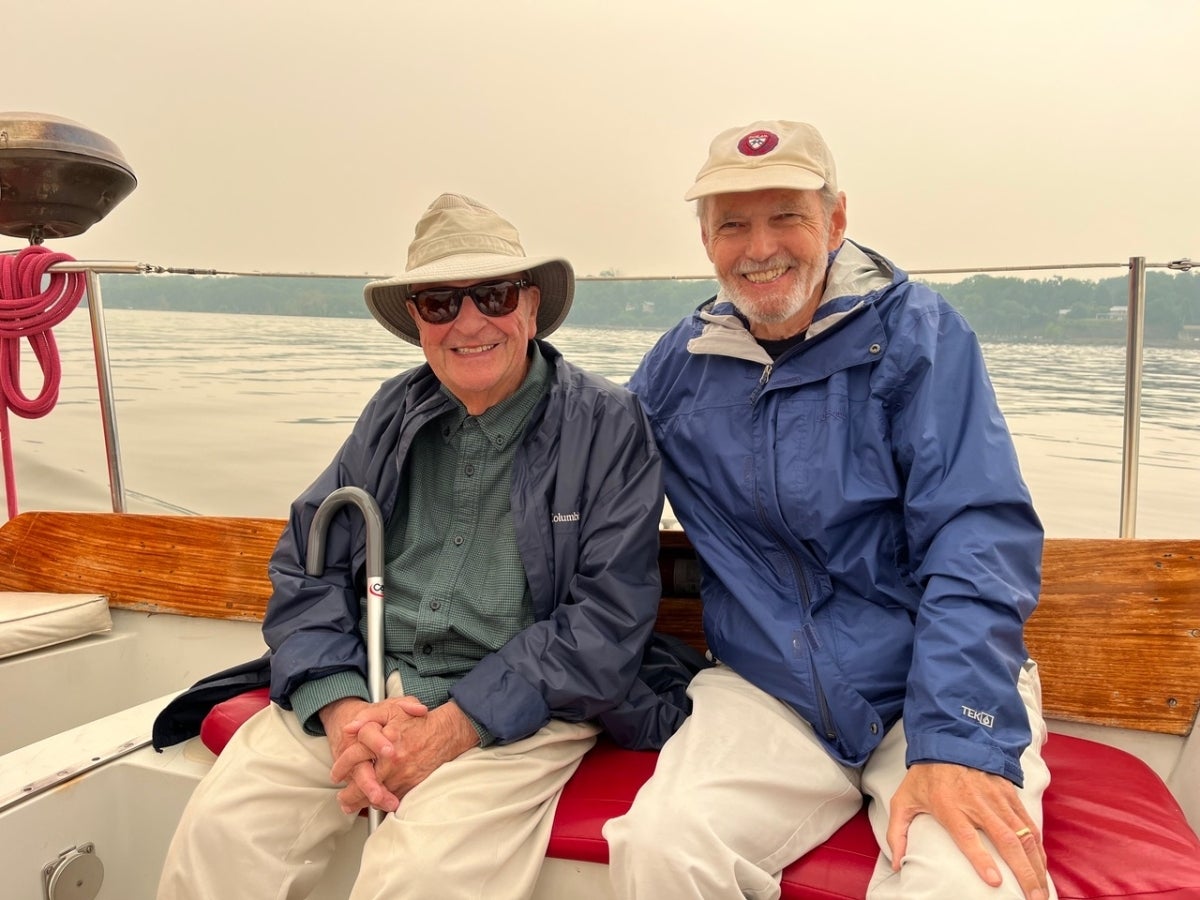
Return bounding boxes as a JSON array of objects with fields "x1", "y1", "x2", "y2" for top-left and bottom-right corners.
[
  {"x1": 157, "y1": 193, "x2": 699, "y2": 899},
  {"x1": 605, "y1": 122, "x2": 1053, "y2": 899}
]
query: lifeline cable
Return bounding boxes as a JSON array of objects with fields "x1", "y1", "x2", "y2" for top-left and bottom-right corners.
[{"x1": 0, "y1": 245, "x2": 87, "y2": 519}]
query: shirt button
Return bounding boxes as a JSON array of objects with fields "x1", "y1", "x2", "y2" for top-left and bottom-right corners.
[
  {"x1": 869, "y1": 343, "x2": 882, "y2": 354},
  {"x1": 430, "y1": 600, "x2": 441, "y2": 611},
  {"x1": 464, "y1": 464, "x2": 475, "y2": 476},
  {"x1": 422, "y1": 643, "x2": 433, "y2": 655},
  {"x1": 453, "y1": 535, "x2": 464, "y2": 546},
  {"x1": 870, "y1": 722, "x2": 879, "y2": 734}
]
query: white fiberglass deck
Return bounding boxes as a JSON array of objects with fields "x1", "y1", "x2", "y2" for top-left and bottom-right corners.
[{"x1": 0, "y1": 609, "x2": 265, "y2": 754}]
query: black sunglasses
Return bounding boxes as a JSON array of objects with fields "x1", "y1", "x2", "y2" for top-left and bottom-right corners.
[{"x1": 408, "y1": 279, "x2": 528, "y2": 325}]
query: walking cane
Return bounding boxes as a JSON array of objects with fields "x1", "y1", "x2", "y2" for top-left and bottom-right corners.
[{"x1": 306, "y1": 486, "x2": 386, "y2": 834}]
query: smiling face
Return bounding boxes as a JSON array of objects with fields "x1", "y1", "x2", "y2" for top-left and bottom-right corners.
[
  {"x1": 408, "y1": 277, "x2": 541, "y2": 415},
  {"x1": 701, "y1": 187, "x2": 847, "y2": 341}
]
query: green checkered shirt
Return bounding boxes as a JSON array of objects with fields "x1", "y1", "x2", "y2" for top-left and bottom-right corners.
[{"x1": 291, "y1": 349, "x2": 550, "y2": 746}]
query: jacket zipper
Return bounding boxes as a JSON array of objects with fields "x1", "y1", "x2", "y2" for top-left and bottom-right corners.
[
  {"x1": 750, "y1": 374, "x2": 838, "y2": 743},
  {"x1": 750, "y1": 362, "x2": 773, "y2": 404}
]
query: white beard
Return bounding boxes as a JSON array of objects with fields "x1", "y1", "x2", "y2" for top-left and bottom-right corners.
[{"x1": 717, "y1": 246, "x2": 829, "y2": 329}]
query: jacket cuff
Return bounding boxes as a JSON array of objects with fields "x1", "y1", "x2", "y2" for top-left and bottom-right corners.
[
  {"x1": 451, "y1": 654, "x2": 548, "y2": 744},
  {"x1": 290, "y1": 671, "x2": 369, "y2": 736},
  {"x1": 905, "y1": 731, "x2": 1025, "y2": 786},
  {"x1": 465, "y1": 712, "x2": 496, "y2": 748}
]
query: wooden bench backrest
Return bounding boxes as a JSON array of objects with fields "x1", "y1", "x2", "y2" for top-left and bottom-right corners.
[
  {"x1": 657, "y1": 533, "x2": 1200, "y2": 736},
  {"x1": 0, "y1": 512, "x2": 1196, "y2": 735},
  {"x1": 1028, "y1": 538, "x2": 1200, "y2": 736}
]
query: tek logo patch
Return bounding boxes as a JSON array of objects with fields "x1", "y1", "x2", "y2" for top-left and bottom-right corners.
[{"x1": 962, "y1": 705, "x2": 995, "y2": 728}]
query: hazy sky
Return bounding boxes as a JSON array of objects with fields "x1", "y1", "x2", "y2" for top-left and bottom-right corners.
[{"x1": 5, "y1": 1, "x2": 1199, "y2": 281}]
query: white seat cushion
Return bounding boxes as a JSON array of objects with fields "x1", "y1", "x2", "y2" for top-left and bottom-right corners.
[{"x1": 0, "y1": 593, "x2": 112, "y2": 660}]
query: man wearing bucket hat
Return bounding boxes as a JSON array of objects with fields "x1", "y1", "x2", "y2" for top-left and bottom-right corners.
[
  {"x1": 157, "y1": 193, "x2": 699, "y2": 899},
  {"x1": 605, "y1": 122, "x2": 1054, "y2": 899}
]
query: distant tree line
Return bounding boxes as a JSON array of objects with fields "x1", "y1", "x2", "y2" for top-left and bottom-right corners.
[
  {"x1": 935, "y1": 271, "x2": 1198, "y2": 345},
  {"x1": 95, "y1": 269, "x2": 1200, "y2": 346}
]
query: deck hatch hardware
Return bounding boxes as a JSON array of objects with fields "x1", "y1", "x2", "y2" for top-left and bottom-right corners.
[{"x1": 41, "y1": 842, "x2": 103, "y2": 900}]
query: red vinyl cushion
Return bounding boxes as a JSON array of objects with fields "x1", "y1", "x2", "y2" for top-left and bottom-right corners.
[
  {"x1": 201, "y1": 693, "x2": 1200, "y2": 899},
  {"x1": 1038, "y1": 733, "x2": 1200, "y2": 899},
  {"x1": 199, "y1": 687, "x2": 270, "y2": 755}
]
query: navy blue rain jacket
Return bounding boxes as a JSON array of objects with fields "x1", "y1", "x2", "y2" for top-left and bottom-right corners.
[
  {"x1": 264, "y1": 342, "x2": 692, "y2": 750},
  {"x1": 629, "y1": 241, "x2": 1043, "y2": 783}
]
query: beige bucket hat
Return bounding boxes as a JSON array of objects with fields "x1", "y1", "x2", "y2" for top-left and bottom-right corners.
[
  {"x1": 684, "y1": 120, "x2": 838, "y2": 201},
  {"x1": 365, "y1": 193, "x2": 575, "y2": 345}
]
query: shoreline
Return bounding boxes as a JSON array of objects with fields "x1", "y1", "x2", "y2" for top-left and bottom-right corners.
[{"x1": 85, "y1": 304, "x2": 1200, "y2": 351}]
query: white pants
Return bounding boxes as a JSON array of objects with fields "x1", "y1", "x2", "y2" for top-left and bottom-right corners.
[
  {"x1": 604, "y1": 661, "x2": 1055, "y2": 900},
  {"x1": 157, "y1": 690, "x2": 598, "y2": 900}
]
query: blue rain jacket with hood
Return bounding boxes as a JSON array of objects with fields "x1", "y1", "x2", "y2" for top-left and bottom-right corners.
[
  {"x1": 629, "y1": 240, "x2": 1043, "y2": 784},
  {"x1": 262, "y1": 342, "x2": 696, "y2": 750}
]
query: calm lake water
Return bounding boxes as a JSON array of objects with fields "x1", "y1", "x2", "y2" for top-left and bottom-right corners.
[{"x1": 9, "y1": 309, "x2": 1199, "y2": 538}]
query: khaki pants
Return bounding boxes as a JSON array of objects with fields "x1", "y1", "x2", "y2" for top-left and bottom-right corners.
[
  {"x1": 157, "y1": 695, "x2": 598, "y2": 900},
  {"x1": 605, "y1": 662, "x2": 1055, "y2": 900}
]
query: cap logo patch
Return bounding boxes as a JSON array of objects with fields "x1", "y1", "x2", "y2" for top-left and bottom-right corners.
[{"x1": 738, "y1": 130, "x2": 779, "y2": 156}]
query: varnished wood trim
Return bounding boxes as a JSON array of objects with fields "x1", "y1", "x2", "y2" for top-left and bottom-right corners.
[
  {"x1": 1029, "y1": 539, "x2": 1200, "y2": 735},
  {"x1": 0, "y1": 513, "x2": 1196, "y2": 735},
  {"x1": 0, "y1": 512, "x2": 284, "y2": 621}
]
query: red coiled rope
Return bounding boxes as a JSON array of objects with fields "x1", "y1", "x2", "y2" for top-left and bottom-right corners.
[{"x1": 0, "y1": 245, "x2": 87, "y2": 519}]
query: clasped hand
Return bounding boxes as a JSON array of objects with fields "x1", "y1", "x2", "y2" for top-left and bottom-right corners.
[{"x1": 318, "y1": 695, "x2": 479, "y2": 815}]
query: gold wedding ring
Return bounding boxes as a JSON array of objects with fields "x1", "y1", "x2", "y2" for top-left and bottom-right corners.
[{"x1": 1014, "y1": 827, "x2": 1033, "y2": 839}]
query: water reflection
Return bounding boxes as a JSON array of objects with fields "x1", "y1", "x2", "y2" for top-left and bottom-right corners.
[
  {"x1": 16, "y1": 311, "x2": 1200, "y2": 538},
  {"x1": 984, "y1": 342, "x2": 1199, "y2": 432}
]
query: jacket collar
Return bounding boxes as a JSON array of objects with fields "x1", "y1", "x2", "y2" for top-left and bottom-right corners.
[{"x1": 688, "y1": 239, "x2": 901, "y2": 360}]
